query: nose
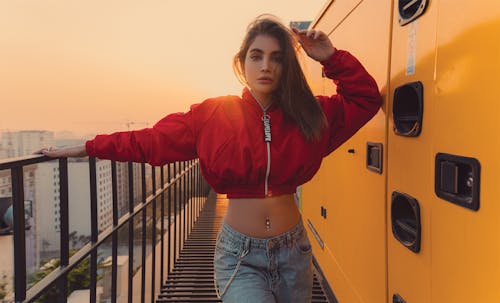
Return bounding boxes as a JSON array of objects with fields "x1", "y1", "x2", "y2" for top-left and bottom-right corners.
[{"x1": 261, "y1": 57, "x2": 271, "y2": 72}]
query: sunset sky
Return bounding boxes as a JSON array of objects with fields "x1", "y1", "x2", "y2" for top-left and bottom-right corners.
[{"x1": 1, "y1": 0, "x2": 326, "y2": 138}]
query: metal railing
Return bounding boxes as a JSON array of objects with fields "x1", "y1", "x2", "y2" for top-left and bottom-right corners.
[{"x1": 0, "y1": 155, "x2": 210, "y2": 302}]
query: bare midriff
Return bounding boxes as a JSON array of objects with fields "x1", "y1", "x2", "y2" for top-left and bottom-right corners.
[{"x1": 224, "y1": 194, "x2": 301, "y2": 238}]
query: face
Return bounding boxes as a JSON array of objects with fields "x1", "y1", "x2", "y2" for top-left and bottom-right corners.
[{"x1": 244, "y1": 35, "x2": 283, "y2": 102}]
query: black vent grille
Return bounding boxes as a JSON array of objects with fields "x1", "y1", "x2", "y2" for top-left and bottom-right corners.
[{"x1": 398, "y1": 0, "x2": 429, "y2": 26}]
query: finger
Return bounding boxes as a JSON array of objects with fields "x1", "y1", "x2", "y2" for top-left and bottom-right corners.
[
  {"x1": 292, "y1": 28, "x2": 308, "y2": 37},
  {"x1": 306, "y1": 29, "x2": 315, "y2": 38},
  {"x1": 35, "y1": 147, "x2": 53, "y2": 155},
  {"x1": 314, "y1": 30, "x2": 322, "y2": 40},
  {"x1": 33, "y1": 149, "x2": 44, "y2": 155}
]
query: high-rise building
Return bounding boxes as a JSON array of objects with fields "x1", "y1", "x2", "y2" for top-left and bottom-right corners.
[
  {"x1": 36, "y1": 159, "x2": 114, "y2": 258},
  {"x1": 0, "y1": 130, "x2": 55, "y2": 158}
]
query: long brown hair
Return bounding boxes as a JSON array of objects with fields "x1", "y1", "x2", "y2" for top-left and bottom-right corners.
[{"x1": 233, "y1": 15, "x2": 327, "y2": 141}]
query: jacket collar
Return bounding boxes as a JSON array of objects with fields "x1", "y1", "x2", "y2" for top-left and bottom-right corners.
[{"x1": 242, "y1": 87, "x2": 280, "y2": 114}]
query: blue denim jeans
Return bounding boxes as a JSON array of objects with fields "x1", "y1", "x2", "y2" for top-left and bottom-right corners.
[{"x1": 213, "y1": 218, "x2": 313, "y2": 303}]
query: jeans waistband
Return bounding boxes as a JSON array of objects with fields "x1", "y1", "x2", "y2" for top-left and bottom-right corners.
[{"x1": 220, "y1": 217, "x2": 306, "y2": 250}]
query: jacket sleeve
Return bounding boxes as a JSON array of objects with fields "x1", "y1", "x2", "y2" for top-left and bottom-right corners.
[
  {"x1": 317, "y1": 50, "x2": 382, "y2": 156},
  {"x1": 85, "y1": 103, "x2": 200, "y2": 166}
]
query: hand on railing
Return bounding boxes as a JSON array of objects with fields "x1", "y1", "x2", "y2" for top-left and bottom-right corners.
[{"x1": 33, "y1": 144, "x2": 88, "y2": 158}]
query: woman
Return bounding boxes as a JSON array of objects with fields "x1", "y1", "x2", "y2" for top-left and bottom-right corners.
[{"x1": 39, "y1": 15, "x2": 381, "y2": 303}]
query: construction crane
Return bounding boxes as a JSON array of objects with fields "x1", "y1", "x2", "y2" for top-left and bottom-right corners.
[{"x1": 124, "y1": 121, "x2": 149, "y2": 130}]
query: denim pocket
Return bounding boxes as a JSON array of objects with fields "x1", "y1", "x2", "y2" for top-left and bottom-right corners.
[
  {"x1": 214, "y1": 234, "x2": 246, "y2": 300},
  {"x1": 293, "y1": 232, "x2": 312, "y2": 255},
  {"x1": 215, "y1": 233, "x2": 242, "y2": 257}
]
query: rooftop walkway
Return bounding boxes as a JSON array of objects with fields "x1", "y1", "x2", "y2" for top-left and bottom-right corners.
[{"x1": 157, "y1": 192, "x2": 332, "y2": 303}]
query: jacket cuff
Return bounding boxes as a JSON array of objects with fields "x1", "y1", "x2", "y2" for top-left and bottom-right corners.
[
  {"x1": 85, "y1": 140, "x2": 95, "y2": 157},
  {"x1": 320, "y1": 49, "x2": 346, "y2": 74}
]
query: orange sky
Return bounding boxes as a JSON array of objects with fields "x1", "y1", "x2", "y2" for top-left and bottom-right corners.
[{"x1": 1, "y1": 0, "x2": 326, "y2": 138}]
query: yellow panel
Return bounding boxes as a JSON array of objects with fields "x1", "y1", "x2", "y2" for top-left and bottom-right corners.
[
  {"x1": 387, "y1": 0, "x2": 440, "y2": 300},
  {"x1": 301, "y1": 147, "x2": 327, "y2": 251},
  {"x1": 302, "y1": 0, "x2": 391, "y2": 302},
  {"x1": 430, "y1": 2, "x2": 500, "y2": 302},
  {"x1": 313, "y1": 0, "x2": 363, "y2": 34}
]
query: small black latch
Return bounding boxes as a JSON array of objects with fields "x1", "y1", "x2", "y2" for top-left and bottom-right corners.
[
  {"x1": 440, "y1": 161, "x2": 458, "y2": 194},
  {"x1": 320, "y1": 206, "x2": 327, "y2": 219},
  {"x1": 367, "y1": 142, "x2": 383, "y2": 174},
  {"x1": 435, "y1": 153, "x2": 480, "y2": 211}
]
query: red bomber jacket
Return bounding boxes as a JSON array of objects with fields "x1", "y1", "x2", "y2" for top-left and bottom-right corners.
[{"x1": 85, "y1": 50, "x2": 382, "y2": 198}]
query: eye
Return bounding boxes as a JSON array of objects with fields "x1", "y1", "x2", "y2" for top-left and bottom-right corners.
[
  {"x1": 250, "y1": 55, "x2": 261, "y2": 61},
  {"x1": 272, "y1": 55, "x2": 283, "y2": 63}
]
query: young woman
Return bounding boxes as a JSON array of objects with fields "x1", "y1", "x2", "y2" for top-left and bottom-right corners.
[{"x1": 39, "y1": 15, "x2": 382, "y2": 303}]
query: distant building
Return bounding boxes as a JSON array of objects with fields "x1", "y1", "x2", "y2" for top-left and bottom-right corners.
[
  {"x1": 0, "y1": 147, "x2": 8, "y2": 160},
  {"x1": 0, "y1": 130, "x2": 55, "y2": 158},
  {"x1": 36, "y1": 159, "x2": 115, "y2": 257}
]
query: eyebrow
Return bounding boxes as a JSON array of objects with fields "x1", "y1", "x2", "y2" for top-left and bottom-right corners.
[{"x1": 249, "y1": 48, "x2": 282, "y2": 55}]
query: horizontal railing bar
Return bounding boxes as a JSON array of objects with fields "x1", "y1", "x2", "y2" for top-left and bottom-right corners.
[{"x1": 0, "y1": 154, "x2": 52, "y2": 170}]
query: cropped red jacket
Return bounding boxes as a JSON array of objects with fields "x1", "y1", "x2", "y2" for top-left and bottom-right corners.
[{"x1": 86, "y1": 50, "x2": 382, "y2": 198}]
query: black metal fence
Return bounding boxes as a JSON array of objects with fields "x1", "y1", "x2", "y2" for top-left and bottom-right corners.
[{"x1": 0, "y1": 155, "x2": 209, "y2": 302}]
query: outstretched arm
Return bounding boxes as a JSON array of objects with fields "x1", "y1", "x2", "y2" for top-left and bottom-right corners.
[{"x1": 35, "y1": 105, "x2": 199, "y2": 165}]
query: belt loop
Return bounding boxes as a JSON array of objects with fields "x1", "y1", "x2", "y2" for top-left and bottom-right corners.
[{"x1": 242, "y1": 238, "x2": 251, "y2": 257}]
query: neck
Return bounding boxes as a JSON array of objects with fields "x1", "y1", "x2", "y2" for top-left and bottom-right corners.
[{"x1": 249, "y1": 89, "x2": 273, "y2": 110}]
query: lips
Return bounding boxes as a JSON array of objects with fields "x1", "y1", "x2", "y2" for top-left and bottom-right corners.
[{"x1": 257, "y1": 77, "x2": 273, "y2": 83}]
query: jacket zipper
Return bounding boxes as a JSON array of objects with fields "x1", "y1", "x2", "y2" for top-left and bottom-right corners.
[
  {"x1": 262, "y1": 112, "x2": 271, "y2": 196},
  {"x1": 250, "y1": 89, "x2": 272, "y2": 196}
]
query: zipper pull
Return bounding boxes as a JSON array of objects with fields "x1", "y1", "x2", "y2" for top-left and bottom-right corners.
[{"x1": 262, "y1": 113, "x2": 271, "y2": 142}]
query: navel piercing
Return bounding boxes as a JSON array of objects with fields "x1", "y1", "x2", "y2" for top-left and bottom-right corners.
[{"x1": 265, "y1": 216, "x2": 271, "y2": 231}]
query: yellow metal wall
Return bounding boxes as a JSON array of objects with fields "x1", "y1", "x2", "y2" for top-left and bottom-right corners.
[
  {"x1": 388, "y1": 1, "x2": 500, "y2": 302},
  {"x1": 303, "y1": 0, "x2": 500, "y2": 302},
  {"x1": 301, "y1": 1, "x2": 392, "y2": 302}
]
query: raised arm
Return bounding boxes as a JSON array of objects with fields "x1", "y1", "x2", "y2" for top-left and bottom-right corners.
[
  {"x1": 292, "y1": 28, "x2": 382, "y2": 156},
  {"x1": 317, "y1": 50, "x2": 382, "y2": 156}
]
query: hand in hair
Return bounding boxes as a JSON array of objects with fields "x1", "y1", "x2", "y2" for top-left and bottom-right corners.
[{"x1": 291, "y1": 27, "x2": 336, "y2": 62}]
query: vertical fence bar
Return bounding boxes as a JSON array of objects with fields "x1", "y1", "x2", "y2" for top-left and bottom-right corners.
[
  {"x1": 58, "y1": 158, "x2": 69, "y2": 303},
  {"x1": 197, "y1": 162, "x2": 200, "y2": 214},
  {"x1": 189, "y1": 161, "x2": 193, "y2": 234},
  {"x1": 167, "y1": 164, "x2": 172, "y2": 279},
  {"x1": 160, "y1": 165, "x2": 165, "y2": 287},
  {"x1": 11, "y1": 166, "x2": 26, "y2": 302},
  {"x1": 182, "y1": 161, "x2": 186, "y2": 244},
  {"x1": 179, "y1": 162, "x2": 183, "y2": 250},
  {"x1": 111, "y1": 161, "x2": 118, "y2": 303},
  {"x1": 198, "y1": 160, "x2": 203, "y2": 214},
  {"x1": 141, "y1": 164, "x2": 146, "y2": 303},
  {"x1": 128, "y1": 162, "x2": 134, "y2": 303},
  {"x1": 89, "y1": 157, "x2": 98, "y2": 303},
  {"x1": 194, "y1": 162, "x2": 197, "y2": 220},
  {"x1": 151, "y1": 166, "x2": 156, "y2": 303},
  {"x1": 186, "y1": 161, "x2": 189, "y2": 236},
  {"x1": 192, "y1": 162, "x2": 195, "y2": 228},
  {"x1": 173, "y1": 162, "x2": 177, "y2": 262}
]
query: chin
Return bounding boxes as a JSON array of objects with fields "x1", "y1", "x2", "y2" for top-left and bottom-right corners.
[{"x1": 253, "y1": 86, "x2": 275, "y2": 95}]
